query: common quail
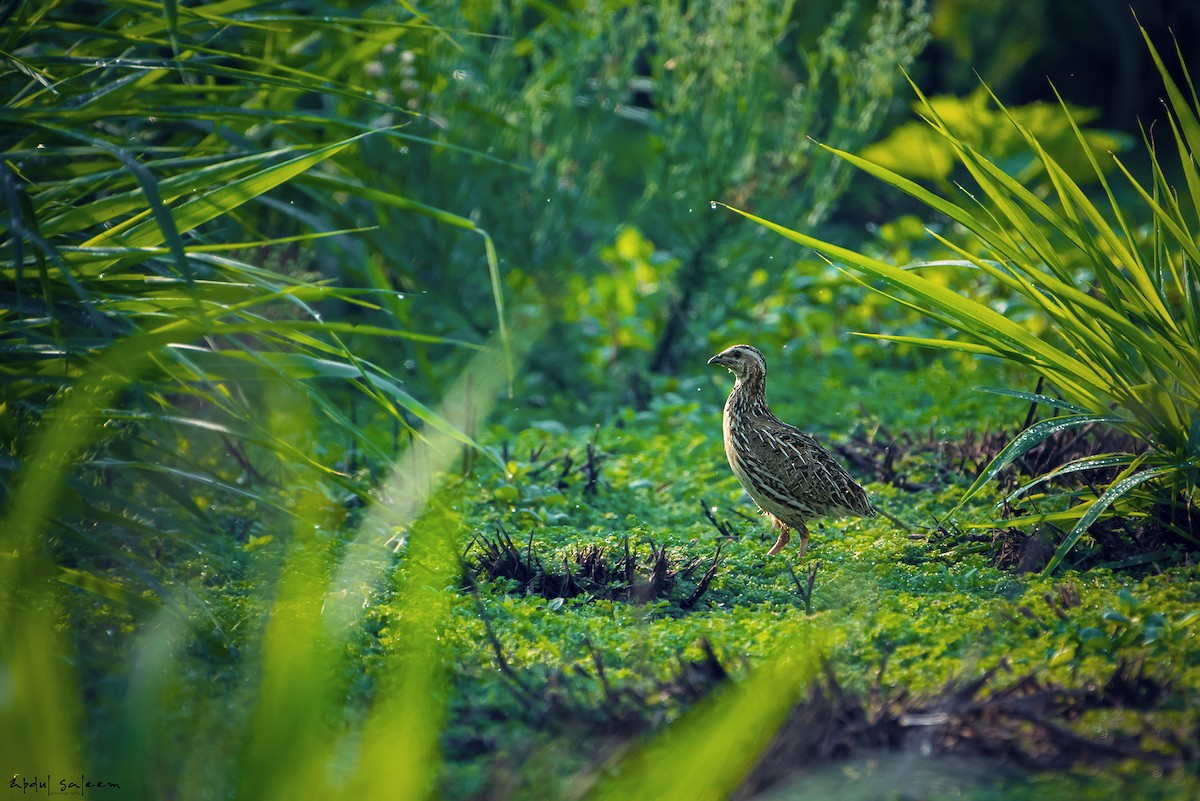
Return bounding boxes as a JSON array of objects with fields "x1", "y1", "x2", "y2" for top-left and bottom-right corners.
[{"x1": 708, "y1": 344, "x2": 874, "y2": 556}]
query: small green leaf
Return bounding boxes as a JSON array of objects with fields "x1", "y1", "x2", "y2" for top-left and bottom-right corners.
[
  {"x1": 243, "y1": 534, "x2": 274, "y2": 552},
  {"x1": 1048, "y1": 646, "x2": 1074, "y2": 667}
]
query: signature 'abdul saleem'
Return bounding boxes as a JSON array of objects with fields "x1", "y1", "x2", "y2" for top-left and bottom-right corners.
[{"x1": 9, "y1": 774, "x2": 121, "y2": 796}]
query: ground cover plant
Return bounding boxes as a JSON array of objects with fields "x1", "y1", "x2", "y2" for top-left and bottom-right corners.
[{"x1": 3, "y1": 2, "x2": 1199, "y2": 800}]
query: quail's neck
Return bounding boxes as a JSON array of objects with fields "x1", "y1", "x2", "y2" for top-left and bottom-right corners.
[
  {"x1": 734, "y1": 370, "x2": 765, "y2": 395},
  {"x1": 730, "y1": 373, "x2": 769, "y2": 418}
]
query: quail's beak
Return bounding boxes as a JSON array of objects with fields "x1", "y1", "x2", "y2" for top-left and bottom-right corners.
[{"x1": 707, "y1": 354, "x2": 728, "y2": 368}]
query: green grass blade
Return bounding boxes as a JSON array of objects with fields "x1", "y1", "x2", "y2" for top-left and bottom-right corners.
[
  {"x1": 83, "y1": 134, "x2": 371, "y2": 258},
  {"x1": 973, "y1": 387, "x2": 1090, "y2": 414},
  {"x1": 1141, "y1": 24, "x2": 1200, "y2": 175},
  {"x1": 38, "y1": 149, "x2": 278, "y2": 237},
  {"x1": 955, "y1": 413, "x2": 1125, "y2": 510},
  {"x1": 1003, "y1": 453, "x2": 1138, "y2": 505},
  {"x1": 1043, "y1": 461, "x2": 1182, "y2": 574},
  {"x1": 57, "y1": 566, "x2": 162, "y2": 616},
  {"x1": 302, "y1": 172, "x2": 512, "y2": 390}
]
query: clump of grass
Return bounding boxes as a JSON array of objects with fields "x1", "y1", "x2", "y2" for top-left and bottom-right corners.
[
  {"x1": 467, "y1": 523, "x2": 722, "y2": 608},
  {"x1": 0, "y1": 1, "x2": 507, "y2": 580}
]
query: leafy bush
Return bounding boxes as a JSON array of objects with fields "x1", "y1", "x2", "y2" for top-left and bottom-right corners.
[
  {"x1": 861, "y1": 87, "x2": 1132, "y2": 188},
  {"x1": 724, "y1": 26, "x2": 1200, "y2": 572}
]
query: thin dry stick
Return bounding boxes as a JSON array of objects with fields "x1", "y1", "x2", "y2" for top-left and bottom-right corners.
[
  {"x1": 682, "y1": 542, "x2": 722, "y2": 610},
  {"x1": 462, "y1": 567, "x2": 536, "y2": 704},
  {"x1": 699, "y1": 498, "x2": 738, "y2": 539},
  {"x1": 787, "y1": 559, "x2": 819, "y2": 614}
]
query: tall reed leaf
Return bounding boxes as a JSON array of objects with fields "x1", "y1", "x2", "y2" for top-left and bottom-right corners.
[{"x1": 586, "y1": 626, "x2": 828, "y2": 801}]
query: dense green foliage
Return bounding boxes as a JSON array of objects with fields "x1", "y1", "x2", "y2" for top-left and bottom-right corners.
[
  {"x1": 395, "y1": 0, "x2": 928, "y2": 385},
  {"x1": 2, "y1": 1, "x2": 1199, "y2": 799},
  {"x1": 0, "y1": 0, "x2": 504, "y2": 593}
]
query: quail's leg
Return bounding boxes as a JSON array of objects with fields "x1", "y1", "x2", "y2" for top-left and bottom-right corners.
[
  {"x1": 767, "y1": 527, "x2": 791, "y2": 556},
  {"x1": 797, "y1": 523, "x2": 809, "y2": 558}
]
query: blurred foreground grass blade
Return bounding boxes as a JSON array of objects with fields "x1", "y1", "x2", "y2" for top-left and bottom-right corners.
[
  {"x1": 0, "y1": 582, "x2": 84, "y2": 783},
  {"x1": 263, "y1": 320, "x2": 539, "y2": 801},
  {"x1": 237, "y1": 395, "x2": 345, "y2": 801},
  {"x1": 347, "y1": 500, "x2": 460, "y2": 801},
  {"x1": 585, "y1": 628, "x2": 828, "y2": 801},
  {"x1": 336, "y1": 317, "x2": 540, "y2": 798},
  {"x1": 323, "y1": 311, "x2": 543, "y2": 638}
]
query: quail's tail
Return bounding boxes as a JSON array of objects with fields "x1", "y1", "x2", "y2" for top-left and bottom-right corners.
[{"x1": 870, "y1": 502, "x2": 916, "y2": 533}]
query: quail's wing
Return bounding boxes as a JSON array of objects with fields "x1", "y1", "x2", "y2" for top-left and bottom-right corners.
[{"x1": 769, "y1": 424, "x2": 873, "y2": 517}]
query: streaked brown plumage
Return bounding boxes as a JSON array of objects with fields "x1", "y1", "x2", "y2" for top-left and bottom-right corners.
[{"x1": 708, "y1": 344, "x2": 874, "y2": 556}]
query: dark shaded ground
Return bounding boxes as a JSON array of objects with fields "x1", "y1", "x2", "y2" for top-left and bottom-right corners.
[
  {"x1": 455, "y1": 623, "x2": 1194, "y2": 799},
  {"x1": 834, "y1": 410, "x2": 1196, "y2": 572},
  {"x1": 737, "y1": 657, "x2": 1190, "y2": 798}
]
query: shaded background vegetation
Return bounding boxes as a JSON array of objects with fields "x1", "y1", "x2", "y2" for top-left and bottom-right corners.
[{"x1": 2, "y1": 0, "x2": 1199, "y2": 799}]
